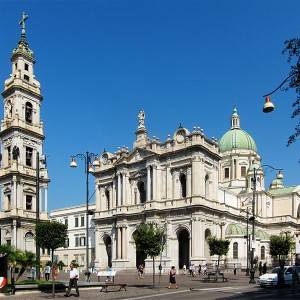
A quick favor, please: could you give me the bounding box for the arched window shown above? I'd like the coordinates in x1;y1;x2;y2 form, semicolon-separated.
105;189;110;210
180;173;186;197
138;181;146;203
233;242;238;259
205;174;209;199
25;102;33;123
261;246;265;260
25;231;34;239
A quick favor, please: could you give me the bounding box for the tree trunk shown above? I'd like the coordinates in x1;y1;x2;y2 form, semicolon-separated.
152;257;155;288
51;249;55;298
217;255;220;275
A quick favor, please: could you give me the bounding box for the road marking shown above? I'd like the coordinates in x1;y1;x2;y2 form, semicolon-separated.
122;286;250;300
121;289;191;300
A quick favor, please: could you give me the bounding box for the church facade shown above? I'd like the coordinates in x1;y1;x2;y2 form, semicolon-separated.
0;15;49;252
93;110;300;272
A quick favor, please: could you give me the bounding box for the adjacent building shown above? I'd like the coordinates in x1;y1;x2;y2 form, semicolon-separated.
49;204;96;270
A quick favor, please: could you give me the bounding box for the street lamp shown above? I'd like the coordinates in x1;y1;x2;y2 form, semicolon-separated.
248;164;283;284
70;152;100;279
262;72;297;113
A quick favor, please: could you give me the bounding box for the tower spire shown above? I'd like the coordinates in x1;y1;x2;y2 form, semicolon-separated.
231;107;240;129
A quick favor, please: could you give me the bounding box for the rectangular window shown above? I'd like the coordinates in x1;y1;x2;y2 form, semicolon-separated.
25;147;33;167
25;63;29;71
6;194;11;210
75;217;79;227
241;166;246;177
64;238;69;248
224;167;230;179
81;216;84;227
25;195;32;210
23;74;29;81
7;146;11;165
15;63;17;70
80;236;86;246
64;218;68;227
75;236;79;247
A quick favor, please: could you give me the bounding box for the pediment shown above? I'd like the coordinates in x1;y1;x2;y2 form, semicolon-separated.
115;147;156;165
23;187;35;193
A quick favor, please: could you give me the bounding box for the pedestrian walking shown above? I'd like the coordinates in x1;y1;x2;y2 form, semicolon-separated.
44;264;51;281
168;266;178;289
182;264;186;275
203;264;208;276
64;264;79;297
198;264;202;276
258;261;262;276
137;264;144;279
262;262;267;274
233;264;237;275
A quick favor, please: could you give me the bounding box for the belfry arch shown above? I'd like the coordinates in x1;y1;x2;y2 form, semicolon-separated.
177;228;190;269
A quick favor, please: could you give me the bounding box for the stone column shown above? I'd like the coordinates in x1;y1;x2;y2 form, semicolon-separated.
117;227;122;259
191;218;201;258
192;156;202;196
122;226;127;259
173;171;180;199
13;177;17;209
152;165;157;200
113;227;117;260
122;173;127;206
166;164;172;199
112;179;116;208
156;167;161;201
187;167;192;197
147;166;151;201
96;185;101;211
117;174;121;206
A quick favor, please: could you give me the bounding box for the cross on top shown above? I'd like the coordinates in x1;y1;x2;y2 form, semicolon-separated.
19;12;29;34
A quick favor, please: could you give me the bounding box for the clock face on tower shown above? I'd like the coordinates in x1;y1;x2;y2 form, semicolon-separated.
102;153;108;165
175;129;186;143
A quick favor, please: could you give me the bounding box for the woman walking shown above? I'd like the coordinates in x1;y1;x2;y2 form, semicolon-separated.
168;266;178;289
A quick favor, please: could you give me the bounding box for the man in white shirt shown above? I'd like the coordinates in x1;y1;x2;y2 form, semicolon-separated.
64;264;79;297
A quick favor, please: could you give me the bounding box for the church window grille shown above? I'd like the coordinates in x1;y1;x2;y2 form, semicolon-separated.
75;217;79;227
25;63;29;71
180;173;187;198
23;74;29;81
26;195;32;210
241;166;246;177
224;167;230;179
25;147;33;166
105;189;110;210
81;216;84;227
261;246;265;260
25;102;33;123
233;242;238;259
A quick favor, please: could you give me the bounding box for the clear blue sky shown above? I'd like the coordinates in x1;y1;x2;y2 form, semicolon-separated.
0;0;299;211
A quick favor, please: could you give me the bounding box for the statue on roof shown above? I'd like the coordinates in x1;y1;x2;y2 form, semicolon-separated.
138;109;145;128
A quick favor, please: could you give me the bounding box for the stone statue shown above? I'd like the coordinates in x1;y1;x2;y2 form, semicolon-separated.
5;101;13;118
138;110;145;128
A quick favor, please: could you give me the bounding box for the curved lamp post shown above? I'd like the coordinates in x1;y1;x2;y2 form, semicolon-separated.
70;152;100;279
248;164;283;284
262;72;297;113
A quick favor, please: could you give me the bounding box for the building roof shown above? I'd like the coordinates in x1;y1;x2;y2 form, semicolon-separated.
225;223;270;240
268;186;299;196
219;108;257;153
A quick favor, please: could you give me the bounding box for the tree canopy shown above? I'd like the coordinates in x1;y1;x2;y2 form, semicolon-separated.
269;234;294;262
133;223;165;258
282;38;300;145
35;221;68;251
208;236;230;257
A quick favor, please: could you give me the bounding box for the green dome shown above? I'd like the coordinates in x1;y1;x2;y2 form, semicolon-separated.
219;129;257;153
225;224;246;236
219;108;257;153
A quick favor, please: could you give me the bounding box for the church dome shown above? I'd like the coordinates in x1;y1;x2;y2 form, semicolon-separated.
219;108;257;153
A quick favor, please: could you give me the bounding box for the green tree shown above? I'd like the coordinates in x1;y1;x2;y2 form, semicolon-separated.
208;237;230;274
35;221;67;298
282;38;300;145
133;223;165;288
269;235;294;265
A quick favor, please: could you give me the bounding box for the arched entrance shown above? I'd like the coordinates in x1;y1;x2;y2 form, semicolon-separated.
178;228;189;269
104;236;112;267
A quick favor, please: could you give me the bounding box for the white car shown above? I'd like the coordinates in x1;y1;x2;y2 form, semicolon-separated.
258;266;300;287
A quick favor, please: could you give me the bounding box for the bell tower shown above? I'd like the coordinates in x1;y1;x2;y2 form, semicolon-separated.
0;13;50;251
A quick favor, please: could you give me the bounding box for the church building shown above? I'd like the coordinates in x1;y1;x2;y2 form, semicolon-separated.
92;109;300;271
0;14;49;252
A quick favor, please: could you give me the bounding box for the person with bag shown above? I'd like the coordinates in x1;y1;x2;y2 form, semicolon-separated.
168;266;178;289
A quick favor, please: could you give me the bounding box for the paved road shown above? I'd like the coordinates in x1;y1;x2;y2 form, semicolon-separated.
4;271;300;299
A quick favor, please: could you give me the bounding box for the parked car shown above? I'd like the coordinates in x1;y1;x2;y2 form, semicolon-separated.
258;266;300;287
